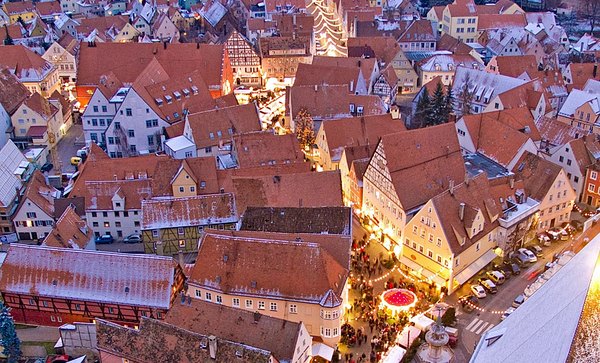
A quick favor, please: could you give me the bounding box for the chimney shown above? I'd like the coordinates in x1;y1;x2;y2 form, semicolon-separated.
314;84;318;92
449;180;455;195
163;41;167;50
253;311;261;323
594;63;598;78
459;202;465;221
509;178;515;189
350;80;354;92
208;335;217;359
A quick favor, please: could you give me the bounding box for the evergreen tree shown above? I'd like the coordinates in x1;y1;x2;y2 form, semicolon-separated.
0;302;21;363
295;109;316;151
414;88;431;128
3;25;13;46
430;81;446;125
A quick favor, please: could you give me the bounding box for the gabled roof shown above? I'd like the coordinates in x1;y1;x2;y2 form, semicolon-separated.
141;194;238;230
186;103;261;149
232;131;303;169
431;173;500;255
294;63;362;92
320;114;405;162
272;13;314;38
0;244;178;309
189;229;348;304
165;299;301;362
97;318;271;363
558;89;600;118
491;55;539;78
18;170;58;218
76;15;129;38
77;43;227;89
0;67;29;115
288;84;386;120
342;144;375;172
232;170;343;215
461;114;532;167
375;123;466;211
397;19;436;43
347;36;401;64
463;108;540;142
199;0;227;27
42;205;93;249
0;45;54;82
567;63;600;91
477;13;526;32
511;151;562;201
22;92;58;120
418;53;481;72
436;33;474;54
535;117;579;148
240;206;351;235
3;1;34;15
451;67;527;106
312;56;378;79
495;81;545;111
34;0;61;17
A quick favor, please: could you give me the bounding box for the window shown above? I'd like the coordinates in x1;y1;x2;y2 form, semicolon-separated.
574;176;580;183
115;221;121;227
92;222;99;227
129;145;137;153
42;301;49;307
567;159;572;166
179;186;184;193
232;298;240;307
245;299;253;308
152;230;159;237
476;242;480;251
128;130;135;137
428;233;434;243
125;108;132;116
147;135;155;145
589;184;595;192
216;295;222;304
102;105;107;112
436;238;442;247
26;212;37;218
413;225;418;234
205;292;212;301
93;106;98;112
290;304;297;313
178;239;185;247
270;302;277;311
437;255;442;263
559;156;564;162
75;303;81;311
427;250;433;258
592;171;598;180
455;257;460;266
195;290;201;297
258;301;265;310
108;307;114;314
177;227;184;235
190;186;195;192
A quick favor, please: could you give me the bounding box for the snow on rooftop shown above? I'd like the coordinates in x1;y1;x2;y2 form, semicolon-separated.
558;89;599;117
165;135;194;152
470;234;600;363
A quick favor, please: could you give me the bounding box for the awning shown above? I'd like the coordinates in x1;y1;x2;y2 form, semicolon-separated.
453;249;499;285
312;342;334;361
399;256;447;286
381;346;406;363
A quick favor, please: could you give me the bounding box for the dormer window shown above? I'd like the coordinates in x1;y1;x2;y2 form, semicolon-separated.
174;91;182;100
435;63;441;71
165;95;173;104
155;98;163;106
191;86;199;95
182;88;190;97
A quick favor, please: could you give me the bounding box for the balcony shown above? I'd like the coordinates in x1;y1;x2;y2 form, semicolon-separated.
499;197;539;228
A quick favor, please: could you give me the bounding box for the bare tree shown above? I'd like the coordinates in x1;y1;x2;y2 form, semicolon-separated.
579;0;600;34
457;72;475;117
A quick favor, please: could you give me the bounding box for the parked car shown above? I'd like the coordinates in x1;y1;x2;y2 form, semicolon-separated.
470;285;487;299
548;227;568;241
76;148;88;158
486;270;505;285
529;245;543;257
512;254;529;267
518;248;537;263
123;233;142;243
503;260;521;275
70;156;82;165
493;264;511;279
537;232;552;246
459;294;479;312
95;234;114;244
477;278;498;294
40;162;53;172
501;307;516;321
512;294;525;308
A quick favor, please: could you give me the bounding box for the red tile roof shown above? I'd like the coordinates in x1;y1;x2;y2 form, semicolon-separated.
375;123;467;211
232;131;304;169
0;244;179;308
0;45;54;82
77;43;227;91
186;103;261;149
477;13;526;31
18;170;57;218
188;229;348;304
0;67;29;115
512;151;562;201
42;205;93;249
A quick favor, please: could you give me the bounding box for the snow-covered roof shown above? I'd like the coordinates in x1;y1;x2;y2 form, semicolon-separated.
558;89;599;117
470;234;600;363
583;79;600;94
452;67;526;105
201;0;227;28
165;135;194;152
0;140;27;208
0;244;178;309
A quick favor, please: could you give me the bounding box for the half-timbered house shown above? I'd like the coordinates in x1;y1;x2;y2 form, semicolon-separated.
0;245;184;326
141;193;238;256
